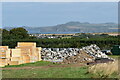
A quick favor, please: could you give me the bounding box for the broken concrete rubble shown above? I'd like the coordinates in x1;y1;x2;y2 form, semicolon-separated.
41;44;114;64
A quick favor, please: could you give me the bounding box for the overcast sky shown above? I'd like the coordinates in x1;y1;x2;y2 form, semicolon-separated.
2;2;118;27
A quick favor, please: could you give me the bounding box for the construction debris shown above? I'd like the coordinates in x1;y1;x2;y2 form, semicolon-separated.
61;50;94;64
41;48;80;62
41;44;114;64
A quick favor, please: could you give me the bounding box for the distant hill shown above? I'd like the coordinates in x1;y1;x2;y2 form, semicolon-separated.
4;21;118;34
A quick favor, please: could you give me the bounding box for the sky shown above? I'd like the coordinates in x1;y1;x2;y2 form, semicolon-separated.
2;2;118;28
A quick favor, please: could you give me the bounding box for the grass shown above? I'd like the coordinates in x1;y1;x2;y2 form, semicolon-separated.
2;61;92;78
108;55;120;59
2;66;94;78
2;55;120;78
88;60;119;78
2;62;119;78
4;61;60;68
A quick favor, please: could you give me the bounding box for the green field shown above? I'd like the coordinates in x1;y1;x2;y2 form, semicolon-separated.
2;66;91;78
2;59;119;78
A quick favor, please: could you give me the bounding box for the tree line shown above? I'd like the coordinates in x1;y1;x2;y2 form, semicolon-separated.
1;27;120;50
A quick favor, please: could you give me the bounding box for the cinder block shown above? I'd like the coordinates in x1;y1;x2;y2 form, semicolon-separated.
23;59;30;63
11;57;22;61
36;47;42;61
0;50;10;58
0;46;8;50
16;46;35;56
22;55;30;60
37;47;42;51
0;54;6;58
0;59;8;65
30;56;39;62
11;49;21;57
0;58;7;62
0;46;10;59
8;61;21;65
0;64;5;67
6;49;10;58
17;42;36;47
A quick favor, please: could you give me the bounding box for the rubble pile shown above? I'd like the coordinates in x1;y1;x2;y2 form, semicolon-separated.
41;48;80;62
41;44;113;64
61;50;94;64
82;44;108;59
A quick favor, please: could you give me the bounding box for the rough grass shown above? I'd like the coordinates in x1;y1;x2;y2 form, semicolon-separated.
108;55;120;59
2;66;93;78
2;55;120;78
88;60;119;78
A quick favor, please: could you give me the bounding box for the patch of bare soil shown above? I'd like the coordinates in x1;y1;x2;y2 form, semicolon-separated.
1;63;86;70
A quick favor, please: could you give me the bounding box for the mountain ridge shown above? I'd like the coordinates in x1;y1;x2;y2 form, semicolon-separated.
3;21;118;34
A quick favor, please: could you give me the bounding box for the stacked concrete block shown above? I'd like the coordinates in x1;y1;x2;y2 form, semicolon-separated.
16;46;32;63
11;49;21;57
36;47;42;61
9;49;23;65
0;42;42;67
22;55;30;63
16;42;41;63
0;46;10;67
0;58;8;67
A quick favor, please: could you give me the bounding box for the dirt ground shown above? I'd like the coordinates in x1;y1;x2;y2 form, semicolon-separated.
1;63;86;70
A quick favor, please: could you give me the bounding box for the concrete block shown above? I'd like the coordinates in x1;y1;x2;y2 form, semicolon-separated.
0;46;8;50
0;64;5;67
6;49;10;58
0;46;10;58
23;60;30;63
11;49;21;57
8;61;21;65
11;57;22;61
0;54;6;58
0;59;8;65
16;46;36;56
37;47;42;51
17;42;36;47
